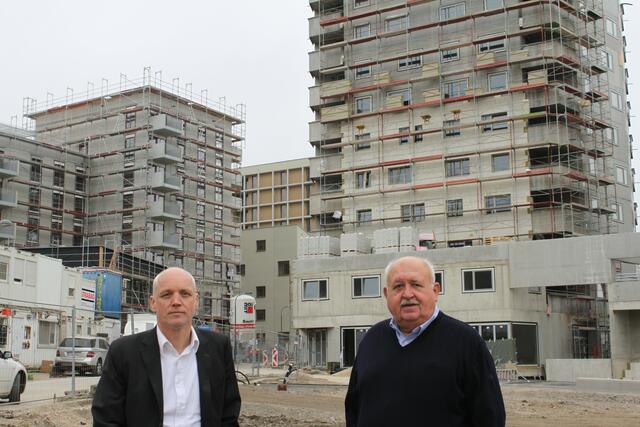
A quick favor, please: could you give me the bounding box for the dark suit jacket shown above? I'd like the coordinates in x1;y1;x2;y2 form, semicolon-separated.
92;327;241;427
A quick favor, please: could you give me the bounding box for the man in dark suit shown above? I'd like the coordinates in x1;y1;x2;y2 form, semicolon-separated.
92;267;241;427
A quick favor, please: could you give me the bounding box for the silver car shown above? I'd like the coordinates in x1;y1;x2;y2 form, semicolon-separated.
52;336;110;376
0;351;27;402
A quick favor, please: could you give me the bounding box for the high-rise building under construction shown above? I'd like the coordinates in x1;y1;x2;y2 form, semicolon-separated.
308;0;635;243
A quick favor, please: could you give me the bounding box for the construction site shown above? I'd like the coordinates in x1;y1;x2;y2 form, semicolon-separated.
0;69;245;321
308;0;632;242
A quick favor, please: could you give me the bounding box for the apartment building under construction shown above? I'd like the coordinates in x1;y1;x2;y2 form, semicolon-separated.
0;73;244;320
308;0;635;242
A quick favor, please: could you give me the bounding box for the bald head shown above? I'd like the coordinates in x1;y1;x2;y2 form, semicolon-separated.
152;267;197;296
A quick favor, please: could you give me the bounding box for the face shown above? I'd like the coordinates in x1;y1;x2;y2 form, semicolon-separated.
384;257;440;334
149;268;198;333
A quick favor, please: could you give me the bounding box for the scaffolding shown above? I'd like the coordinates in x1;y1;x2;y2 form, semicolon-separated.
309;0;618;245
11;68;245;321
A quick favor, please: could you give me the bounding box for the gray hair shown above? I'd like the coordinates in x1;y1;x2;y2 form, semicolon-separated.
152;267;197;294
383;256;436;287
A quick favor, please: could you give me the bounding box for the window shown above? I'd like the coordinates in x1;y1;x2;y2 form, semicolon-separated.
435;271;445;295
302;279;328;300
256;239;266;252
29;187;40;205
214;186;223;202
214;207;223;220
401;203;425;222
198;127;207;141
354;23;371;39
256;309;266;322
611;203;623;222
352;276;380;298
38;321;57;346
606;18;618;37
197;202;205;217
357;209;372;224
481;112;508;132
605;127;619;145
388;166;411;185
602;51;614;70
123;192;133;209
462;268;495;292
75;167;86;192
485;194;511;214
53;161;65;188
355;96;372;114
414;124;423;142
399;126;410;144
484;0;503;9
443;78;467;98
214;131;224;148
124;135;135;167
50;232;62;246
123;170;134;188
441;47;460;62
197;182;206;198
355;132;371;150
0;256;8;281
195;260;204;277
52;190;64;210
447;199;463;217
478;37;505;52
355;171;371;189
616;166;628;185
238;264;245;276
355;65;371;79
30;158;42;182
385;15;407;32
51;213;62;230
74;196;84;212
488;72;507;91
387;89;411;106
470;323;509;341
354;0;369;8
610;91;623;110
124;112;136;129
440;3;465;21
278;261;290;276
197;148;206;162
398;55;422;70
491;153;510;172
446;158;470;177
443;119;461;137
0;319;6;346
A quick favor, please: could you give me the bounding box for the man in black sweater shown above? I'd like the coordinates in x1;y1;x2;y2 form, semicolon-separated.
345;256;505;427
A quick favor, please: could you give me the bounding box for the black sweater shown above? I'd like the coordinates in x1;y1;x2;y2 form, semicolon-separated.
345;312;505;427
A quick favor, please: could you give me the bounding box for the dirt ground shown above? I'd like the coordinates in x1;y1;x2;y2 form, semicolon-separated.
0;376;638;426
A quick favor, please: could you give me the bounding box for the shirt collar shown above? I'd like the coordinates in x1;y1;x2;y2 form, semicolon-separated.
156;326;200;355
389;305;440;337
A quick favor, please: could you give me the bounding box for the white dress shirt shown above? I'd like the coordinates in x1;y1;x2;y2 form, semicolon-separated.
157;326;201;427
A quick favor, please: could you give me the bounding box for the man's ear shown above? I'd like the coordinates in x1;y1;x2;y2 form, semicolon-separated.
149;295;157;313
433;282;441;295
383;286;388;299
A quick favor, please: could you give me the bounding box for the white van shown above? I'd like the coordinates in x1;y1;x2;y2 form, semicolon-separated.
123;313;157;336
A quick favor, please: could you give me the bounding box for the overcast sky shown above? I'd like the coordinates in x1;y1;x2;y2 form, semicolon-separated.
1;0;638;203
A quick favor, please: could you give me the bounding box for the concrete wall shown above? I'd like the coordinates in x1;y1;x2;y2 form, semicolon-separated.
546;359;612;382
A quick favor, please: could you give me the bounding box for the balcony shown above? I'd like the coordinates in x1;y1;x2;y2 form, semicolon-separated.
0;158;19;178
149;139;183;164
320;80;351;97
149;170;182;193
309;86;321;109
0;222;16;241
147;230;182;250
147;198;182;220
320;104;349;123
150;114;184;137
0;190;17;209
309;121;342;145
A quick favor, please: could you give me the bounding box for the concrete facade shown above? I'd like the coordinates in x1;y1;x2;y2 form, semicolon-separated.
291;232;640;376
241;158;315;232
1;82;244;320
239;225;305;338
308;0;635;243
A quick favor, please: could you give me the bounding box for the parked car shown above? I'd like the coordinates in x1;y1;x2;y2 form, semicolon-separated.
0;350;27;402
51;336;109;376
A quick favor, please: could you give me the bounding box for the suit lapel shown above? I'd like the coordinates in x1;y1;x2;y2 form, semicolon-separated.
196;329;214;425
140;328;164;418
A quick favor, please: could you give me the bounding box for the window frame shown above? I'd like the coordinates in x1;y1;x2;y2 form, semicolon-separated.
481;112;508;132
491;153;510;172
401;203;425;223
355;170;371;189
398;55;422;71
353;23;371;40
488;71;507;91
355;65;371;79
388;165;412;185
442;78;468;98
352;275;381;299
439;2;466;21
445;158;470;177
385;14;408;32
256;239;266;252
446;199;464;217
435;270;445;295
462;267;496;293
355;96;372;114
615;165;628;185
357;209;372;224
485;194;511;214
302;278;329;301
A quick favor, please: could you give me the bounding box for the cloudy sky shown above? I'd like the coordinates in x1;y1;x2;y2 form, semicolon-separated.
1;0;638;204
